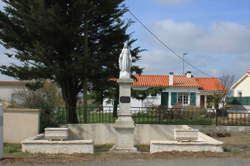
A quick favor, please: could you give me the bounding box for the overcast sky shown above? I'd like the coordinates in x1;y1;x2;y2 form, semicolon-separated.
0;0;250;80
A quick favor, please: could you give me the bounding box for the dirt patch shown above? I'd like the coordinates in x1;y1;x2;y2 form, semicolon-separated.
2;151;250;165
1;134;250;164
216;133;250;145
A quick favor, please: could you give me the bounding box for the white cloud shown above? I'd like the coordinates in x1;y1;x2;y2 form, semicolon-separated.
138;20;250;77
151;20;250;54
154;0;191;5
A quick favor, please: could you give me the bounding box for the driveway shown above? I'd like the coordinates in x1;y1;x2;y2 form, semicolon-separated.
3;158;250;166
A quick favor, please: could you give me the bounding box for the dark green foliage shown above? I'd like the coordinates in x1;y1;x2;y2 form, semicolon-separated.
132;87;165;101
0;0;142;123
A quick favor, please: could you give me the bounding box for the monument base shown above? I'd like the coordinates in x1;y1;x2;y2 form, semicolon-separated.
111;145;137;153
111;116;137;153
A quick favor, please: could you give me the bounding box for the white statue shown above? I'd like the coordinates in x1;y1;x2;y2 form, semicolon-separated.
119;43;132;79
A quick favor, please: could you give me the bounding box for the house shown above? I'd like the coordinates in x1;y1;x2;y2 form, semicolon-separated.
104;71;225;110
231;67;250;97
0;81;28;103
228;67;250;108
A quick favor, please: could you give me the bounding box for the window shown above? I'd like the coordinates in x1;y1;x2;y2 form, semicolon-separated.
207;96;213;108
177;93;189;105
238;91;243;97
11;93;25;105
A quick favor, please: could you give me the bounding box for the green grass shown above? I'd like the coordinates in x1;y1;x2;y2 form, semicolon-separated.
4;144;22;154
56;108;216;125
94;144;113;152
132;112;214;125
85;113;115;123
135;144;150;152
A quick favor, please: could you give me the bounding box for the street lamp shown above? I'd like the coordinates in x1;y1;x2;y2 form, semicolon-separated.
182;52;188;75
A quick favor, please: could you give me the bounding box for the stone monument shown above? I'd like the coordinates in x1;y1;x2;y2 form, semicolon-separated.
112;43;137;152
0;104;3;159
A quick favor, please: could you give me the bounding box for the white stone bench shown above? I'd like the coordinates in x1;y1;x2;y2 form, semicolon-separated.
174;128;199;142
45;128;69;141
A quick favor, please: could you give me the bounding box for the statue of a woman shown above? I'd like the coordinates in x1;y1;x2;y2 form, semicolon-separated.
119;43;132;79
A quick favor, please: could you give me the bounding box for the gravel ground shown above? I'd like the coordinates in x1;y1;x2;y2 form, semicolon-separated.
2;158;250;166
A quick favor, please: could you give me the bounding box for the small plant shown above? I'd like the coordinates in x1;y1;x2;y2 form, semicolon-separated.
223;146;240;154
135;144;150;152
206;132;231;138
94;144;113;152
4;144;21;154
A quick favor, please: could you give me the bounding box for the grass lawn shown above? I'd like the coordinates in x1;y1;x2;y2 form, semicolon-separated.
4;144;22;154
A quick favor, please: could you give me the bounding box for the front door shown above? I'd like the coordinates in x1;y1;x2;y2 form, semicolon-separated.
200;95;205;108
161;92;169;108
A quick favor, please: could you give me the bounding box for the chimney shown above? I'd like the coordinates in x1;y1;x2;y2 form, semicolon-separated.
169;72;174;86
186;71;192;78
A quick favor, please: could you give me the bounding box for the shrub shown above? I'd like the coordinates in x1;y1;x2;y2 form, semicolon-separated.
10;82;64;132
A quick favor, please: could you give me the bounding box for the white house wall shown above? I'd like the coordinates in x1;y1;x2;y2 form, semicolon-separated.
164;87;200;108
103;94;161;108
131;94;161;107
233;75;250;97
0;85;26;102
103;87;201;108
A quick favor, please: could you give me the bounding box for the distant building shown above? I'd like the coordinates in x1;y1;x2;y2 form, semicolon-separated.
104;72;225;110
231;67;250;97
0;81;28;103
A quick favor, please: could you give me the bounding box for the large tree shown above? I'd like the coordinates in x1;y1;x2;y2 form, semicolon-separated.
0;0;142;123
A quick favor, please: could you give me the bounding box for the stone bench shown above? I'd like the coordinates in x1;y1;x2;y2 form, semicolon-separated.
45;128;69;141
174;128;199;142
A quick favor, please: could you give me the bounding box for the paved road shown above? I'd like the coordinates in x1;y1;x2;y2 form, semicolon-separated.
3;158;250;166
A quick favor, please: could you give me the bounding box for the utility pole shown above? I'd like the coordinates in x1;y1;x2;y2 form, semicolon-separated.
182;52;188;75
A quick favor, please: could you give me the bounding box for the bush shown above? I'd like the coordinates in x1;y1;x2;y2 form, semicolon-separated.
10;82;64;132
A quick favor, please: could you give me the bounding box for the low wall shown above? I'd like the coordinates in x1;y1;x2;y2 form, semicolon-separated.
190;125;250;134
66;124;250;145
229;105;250;110
4;108;40;143
66;124;183;145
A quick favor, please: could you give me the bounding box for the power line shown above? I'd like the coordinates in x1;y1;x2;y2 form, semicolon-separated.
127;9;213;77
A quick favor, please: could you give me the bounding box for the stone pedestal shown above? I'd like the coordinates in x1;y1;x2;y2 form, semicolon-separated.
0;104;3;159
112;78;137;152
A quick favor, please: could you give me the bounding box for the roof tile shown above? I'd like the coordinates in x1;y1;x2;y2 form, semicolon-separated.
132;75;225;91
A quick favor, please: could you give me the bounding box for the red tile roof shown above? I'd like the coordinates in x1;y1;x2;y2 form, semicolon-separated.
172;75;200;87
133;75;168;87
132;75;225;91
195;78;225;91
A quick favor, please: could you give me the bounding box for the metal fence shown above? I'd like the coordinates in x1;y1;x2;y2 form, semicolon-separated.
226;97;250;105
53;106;250;126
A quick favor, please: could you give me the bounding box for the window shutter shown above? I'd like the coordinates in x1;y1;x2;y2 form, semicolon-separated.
161;92;169;107
190;93;196;105
171;92;177;105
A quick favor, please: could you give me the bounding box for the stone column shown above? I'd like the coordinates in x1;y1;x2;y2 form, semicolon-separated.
196;92;201;107
112;78;137;152
204;95;207;109
0;104;3;159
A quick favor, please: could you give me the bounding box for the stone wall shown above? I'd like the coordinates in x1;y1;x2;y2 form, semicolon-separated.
66;124;250;145
66;124;183;145
190;125;250;134
4;108;40;143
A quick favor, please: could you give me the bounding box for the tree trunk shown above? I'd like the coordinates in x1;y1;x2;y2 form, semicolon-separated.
61;81;78;124
83;22;89;123
83;79;88;123
66;99;78;123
